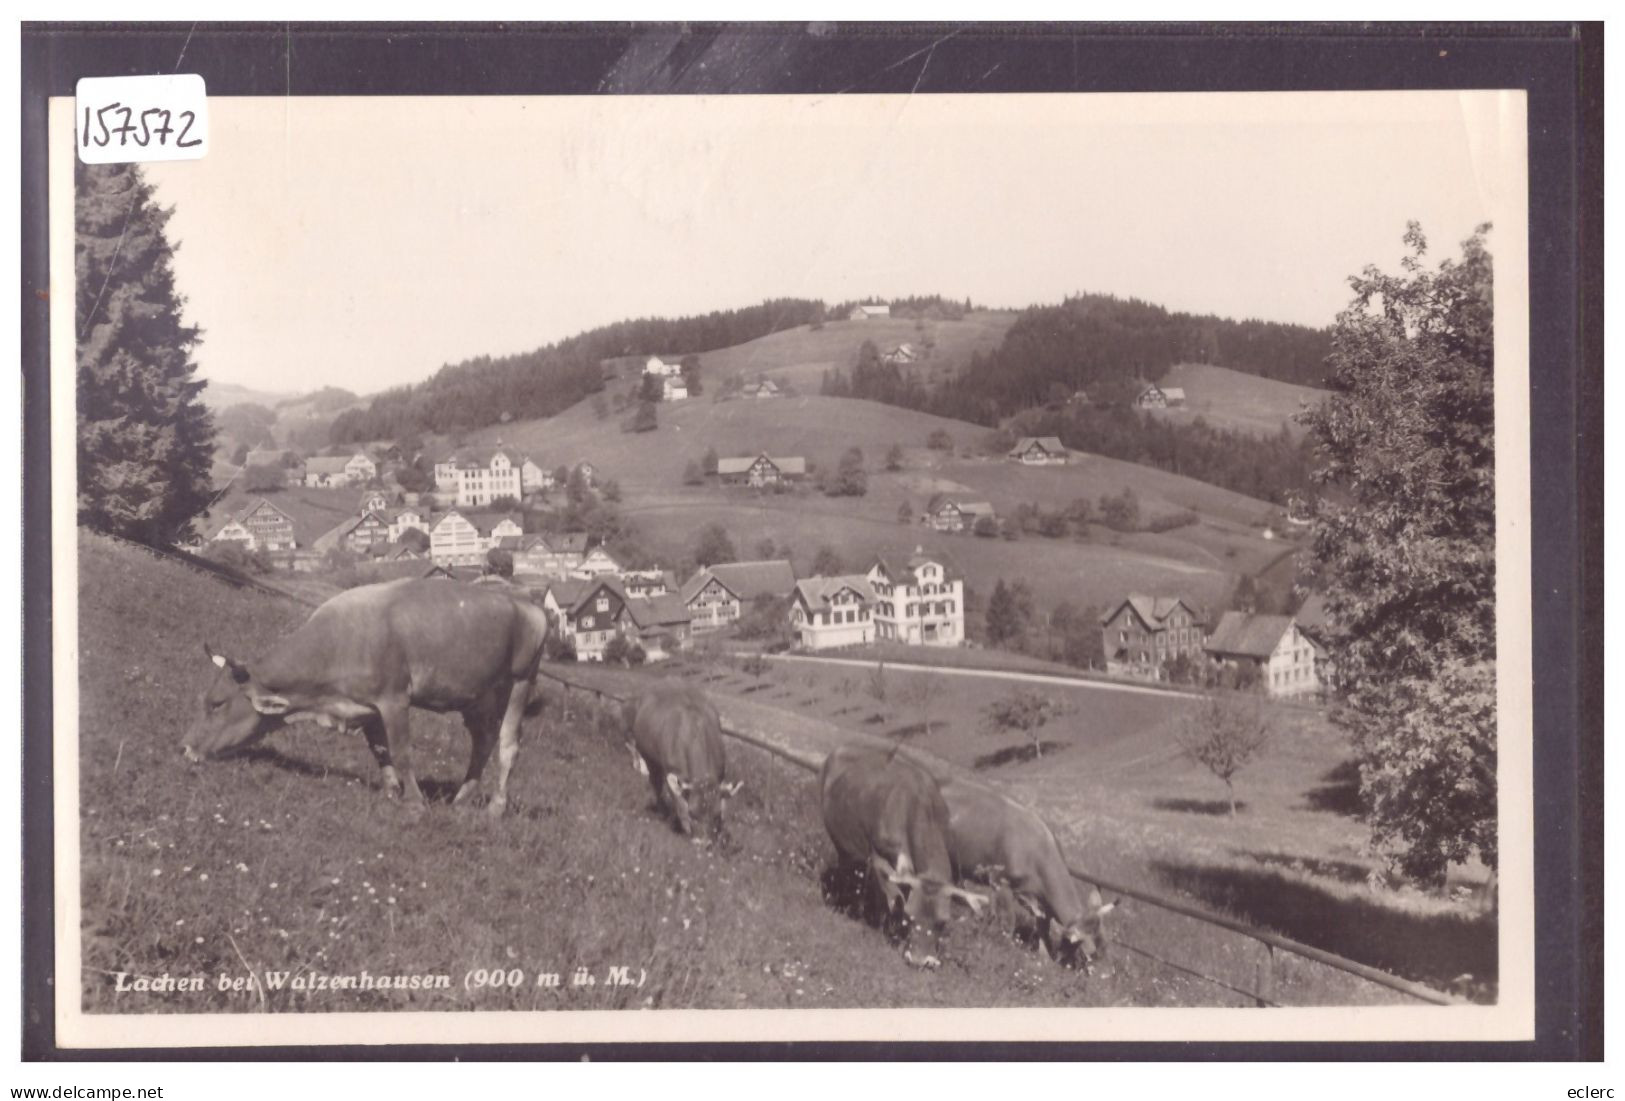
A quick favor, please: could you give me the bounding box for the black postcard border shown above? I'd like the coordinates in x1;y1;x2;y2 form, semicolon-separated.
19;20;1602;1061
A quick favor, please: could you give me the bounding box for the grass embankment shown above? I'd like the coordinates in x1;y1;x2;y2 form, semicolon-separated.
79;531;1235;1014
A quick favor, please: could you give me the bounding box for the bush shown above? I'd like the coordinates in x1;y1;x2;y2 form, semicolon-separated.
973;515;999;538
1145;509;1199;533
927;428;953;451
202;540;273;575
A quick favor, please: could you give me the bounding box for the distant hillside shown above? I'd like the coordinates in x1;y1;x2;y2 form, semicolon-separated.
198;379;299;410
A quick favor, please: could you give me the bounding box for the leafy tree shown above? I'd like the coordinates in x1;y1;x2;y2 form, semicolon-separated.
1175;697;1272;817
985;579;1023;645
485;547;514;578
985;689;1069;760
592;394;609;420
693;523;737;568
228;443;250;466
885;443;905;471
1064;497;1093;528
637;374;664;404
202;540;272;575
896;501;913;524
754;536;778;559
1231;574;1260;613
398;527;431;554
683;460;704;486
926;428;953;451
898;675;938;738
1037;509;1069;538
810;546;845;576
973;515;999;538
566;465;591;504
1302;223;1496;884
632;401;659;433
1099;488;1141;531
76;163;216;544
603;635;633;667
702;447;719;476
825;447;867;497
600;479;622;503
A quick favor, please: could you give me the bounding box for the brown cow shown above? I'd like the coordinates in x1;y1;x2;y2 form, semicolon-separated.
819;744;987;965
940;777;1118;968
624;681;740;842
184;579;552;815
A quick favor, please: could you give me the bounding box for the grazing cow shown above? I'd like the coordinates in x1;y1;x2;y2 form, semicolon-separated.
819;745;987;963
940;778;1118;968
624;681;740;842
185;579;552;816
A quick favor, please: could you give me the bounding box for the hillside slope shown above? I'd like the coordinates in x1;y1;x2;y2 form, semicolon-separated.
468;393;1291;613
76;531;1195;1013
1150;363;1328;438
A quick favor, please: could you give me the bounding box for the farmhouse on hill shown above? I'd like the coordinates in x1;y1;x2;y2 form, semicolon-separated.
927;499;997;534
738;377;782;399
681;559;798;632
1100;594;1207;680
866;548;965;647
1007;436;1068;465
643;355;683;377
848;303;891;321
313;510;393;557
717;453;807;487
208;498;298;554
1135;382;1187;409
662;376;689;402
790;575;876;651
882;342;920;364
1204;611;1322;699
304;452;375;488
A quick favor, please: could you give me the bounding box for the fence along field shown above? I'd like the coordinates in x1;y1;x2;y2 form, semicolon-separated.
76;531;1461;1012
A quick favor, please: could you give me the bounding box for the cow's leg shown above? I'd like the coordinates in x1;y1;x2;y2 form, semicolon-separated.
453;689;503;807
486;679;532;817
376;696;423;805
360;715;403;798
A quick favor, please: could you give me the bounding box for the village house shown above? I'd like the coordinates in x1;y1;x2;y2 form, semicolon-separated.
882;342;920;365
928;499;997;534
304;455;363;488
433;446;542;508
1293;593;1335;687
1100;594;1208;679
1134;383;1187;409
1204;611;1322;699
385;507;429;544
209;499;298;554
428;510;486;567
571;546;623;580
576;462;596;486
619;593;693;662
717;453;808;487
621;569;676;599
790;575;876;651
680;559;798;632
866;549;964;646
559;579;630;662
358;490;391;514
314;510;393;557
513;531;590;577
1007;436;1068;466
344;452;378;482
848;303;891;321
643;355;683;378
662;376;689;402
738;377;782;399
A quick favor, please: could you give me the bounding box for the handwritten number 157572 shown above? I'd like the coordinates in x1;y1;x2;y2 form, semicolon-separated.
81;103;202;150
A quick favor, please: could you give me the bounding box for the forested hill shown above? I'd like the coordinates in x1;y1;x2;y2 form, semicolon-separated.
929;294;1332;424
329;297;827;443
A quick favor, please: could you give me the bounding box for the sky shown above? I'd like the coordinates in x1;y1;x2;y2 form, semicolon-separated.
123;91;1520;396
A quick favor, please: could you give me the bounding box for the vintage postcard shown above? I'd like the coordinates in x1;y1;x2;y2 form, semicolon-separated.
48;87;1532;1048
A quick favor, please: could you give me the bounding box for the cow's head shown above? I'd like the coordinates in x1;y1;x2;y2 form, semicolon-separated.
666;773;743;843
888;853;989;930
1050;887;1119;970
183;644;292;760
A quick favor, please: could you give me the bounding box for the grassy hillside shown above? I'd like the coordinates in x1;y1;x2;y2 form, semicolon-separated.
606;311;1016;395
471;392;1291;614
1151;363;1328;438
198;380;301;410
79;531;1234;1013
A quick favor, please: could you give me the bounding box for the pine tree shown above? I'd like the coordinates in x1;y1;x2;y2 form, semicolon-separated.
76;162;215;544
985;579;1022;646
1302;222;1496;885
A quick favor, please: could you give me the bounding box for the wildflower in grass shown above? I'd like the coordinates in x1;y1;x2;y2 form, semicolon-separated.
198;873;208;881
235;862;249;873
150;868;161;877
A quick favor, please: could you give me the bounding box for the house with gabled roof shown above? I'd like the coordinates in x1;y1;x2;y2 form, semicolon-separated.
554;577;632;662
928;499;997;534
738;377;782;399
680;559;798;632
866;547;964;646
1100;594;1207;679
304;455;367;488
313;510;393;556
790;575;876;650
1007;436;1068;465
209;498;297;554
717;453;807;487
848;303;891;321
620;593;693;661
644;355;683;378
882;342;920;365
1134;382;1187;409
571;546;623;580
513;531;590;577
1204;611;1321;698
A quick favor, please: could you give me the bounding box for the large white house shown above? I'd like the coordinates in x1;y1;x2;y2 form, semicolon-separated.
1204;612;1322;699
434;446;548;508
867;548;964;646
429;510;485;567
643;355;683;377
790;575;876;650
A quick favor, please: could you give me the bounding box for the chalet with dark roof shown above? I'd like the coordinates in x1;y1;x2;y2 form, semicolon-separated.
1100;594;1207;679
